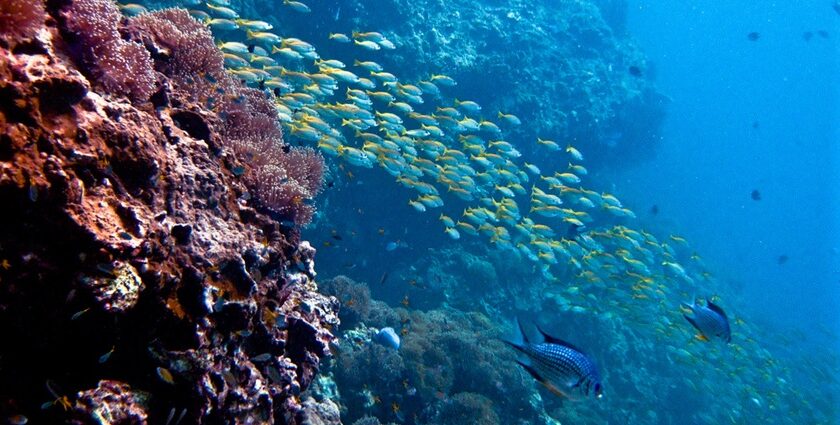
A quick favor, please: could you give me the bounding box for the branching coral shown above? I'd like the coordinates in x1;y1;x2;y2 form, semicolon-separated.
0;0;46;41
61;0;156;101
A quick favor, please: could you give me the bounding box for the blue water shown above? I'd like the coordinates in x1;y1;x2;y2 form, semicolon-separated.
616;0;840;330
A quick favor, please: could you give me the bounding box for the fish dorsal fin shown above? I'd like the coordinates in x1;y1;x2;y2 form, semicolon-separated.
683;314;700;332
517;318;530;345
535;324;584;353
705;299;728;318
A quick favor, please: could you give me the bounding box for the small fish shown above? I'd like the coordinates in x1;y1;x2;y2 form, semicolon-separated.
747;32;760;41
566;145;584;161
650;204;659;215
206;3;238;19
156;367;176;385
235;19;273;31
206;18;239;31
6;415;28;425
218;41;250;54
251;353;272;362
628;65;642;77
751;189;761;201
188;10;211;22
246;30;282;45
98;346;115;363
71;308;90;320
505;320;603;400
354;40;381;51
537;138;561;151
444;227;460;240
498;112;521;126
682;298;731;343
385;240;407;251
329;33;351;43
777;255;789;265
283;0;311;13
430;74;456;87
118;3;147;16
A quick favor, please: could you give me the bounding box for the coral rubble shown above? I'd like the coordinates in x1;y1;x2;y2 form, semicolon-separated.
0;1;335;423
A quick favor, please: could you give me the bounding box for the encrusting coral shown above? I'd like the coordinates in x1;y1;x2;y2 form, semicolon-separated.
0;0;335;423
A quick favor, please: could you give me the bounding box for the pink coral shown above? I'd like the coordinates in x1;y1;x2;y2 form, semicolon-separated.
61;0;156;101
0;0;46;40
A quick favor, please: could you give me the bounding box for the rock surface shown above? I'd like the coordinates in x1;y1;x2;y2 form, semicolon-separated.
0;2;336;424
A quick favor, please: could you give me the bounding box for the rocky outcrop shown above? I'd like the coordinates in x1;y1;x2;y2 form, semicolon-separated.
0;1;335;423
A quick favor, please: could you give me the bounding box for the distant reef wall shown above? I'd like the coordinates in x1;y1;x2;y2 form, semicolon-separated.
257;0;667;165
0;1;336;424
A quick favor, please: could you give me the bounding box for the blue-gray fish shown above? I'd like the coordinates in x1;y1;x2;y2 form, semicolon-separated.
505;320;603;400
682;298;731;343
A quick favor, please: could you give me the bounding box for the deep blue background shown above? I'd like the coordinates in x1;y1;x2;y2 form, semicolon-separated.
610;1;839;334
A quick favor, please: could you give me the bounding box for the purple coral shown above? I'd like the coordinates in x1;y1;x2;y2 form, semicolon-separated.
61;0;156;101
0;0;46;40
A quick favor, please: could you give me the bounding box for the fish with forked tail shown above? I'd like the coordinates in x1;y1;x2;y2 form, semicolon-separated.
504;319;603;400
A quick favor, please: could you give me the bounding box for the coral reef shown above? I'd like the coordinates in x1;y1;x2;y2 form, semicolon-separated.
0;1;334;423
